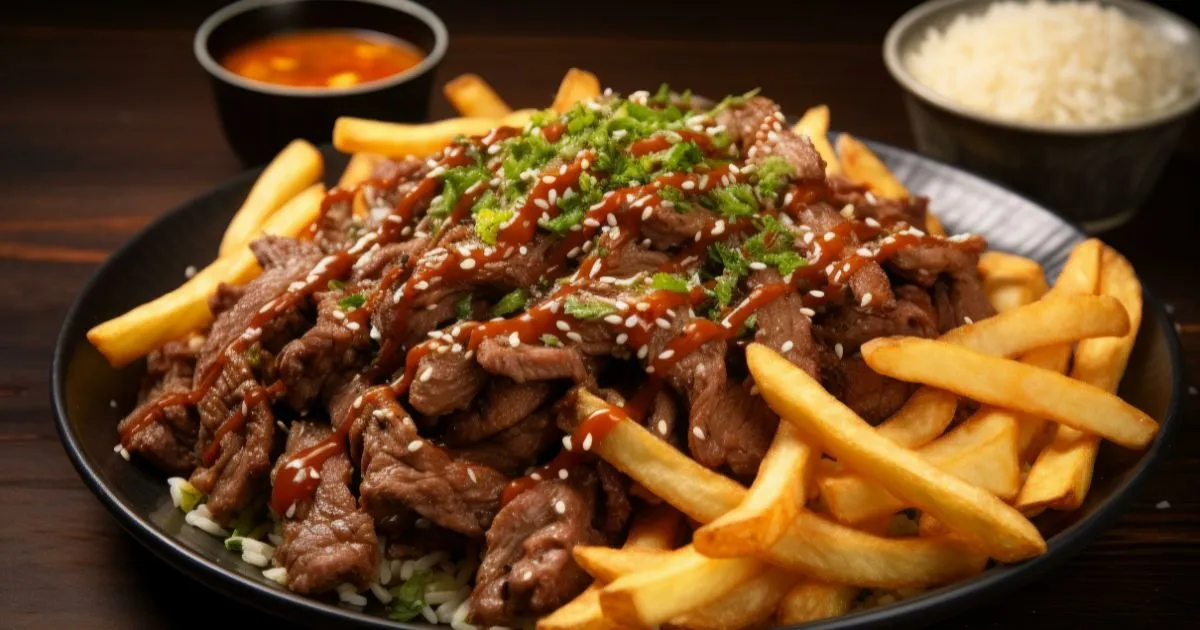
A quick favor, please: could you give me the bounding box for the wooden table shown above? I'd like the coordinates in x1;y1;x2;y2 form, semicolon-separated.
2;1;1197;627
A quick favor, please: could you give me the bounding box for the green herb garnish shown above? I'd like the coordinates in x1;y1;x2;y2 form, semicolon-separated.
540;334;563;347
651;272;690;294
755;156;796;199
564;295;617;320
338;293;366;310
492;289;528;317
455;293;473;321
707;183;759;218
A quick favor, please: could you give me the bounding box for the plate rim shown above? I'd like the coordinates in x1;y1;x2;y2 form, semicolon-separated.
50;140;1185;630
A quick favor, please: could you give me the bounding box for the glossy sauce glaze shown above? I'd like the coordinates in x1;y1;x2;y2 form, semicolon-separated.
220;30;425;89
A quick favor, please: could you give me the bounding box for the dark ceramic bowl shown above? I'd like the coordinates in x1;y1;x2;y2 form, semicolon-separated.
53;142;1183;628
884;0;1200;232
195;0;448;165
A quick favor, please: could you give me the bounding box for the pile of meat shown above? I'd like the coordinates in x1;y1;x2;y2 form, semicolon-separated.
117;95;994;626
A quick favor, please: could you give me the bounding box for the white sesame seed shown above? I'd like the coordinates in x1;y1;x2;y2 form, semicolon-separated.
582;433;594;451
606;213;618;227
656;420;669;435
783;192;794;206
681;180;696;190
508;332;521;348
641;207;653;221
645;366;656;374
843;262;852;273
582;158;591;169
865;217;882;228
711;220;726;236
835;343;844;359
861;293;873;307
557;468;569;480
824;231;836;242
332;310;346;320
566;331;584;343
555;320;572;333
567;247;581;258
692;427;706;440
637;346;649;359
346;322;361;331
562;435;573;450
534;198;550;210
781;340;795;353
964;316;974;325
554;500;566;514
419;367;433;382
803;232;815;244
531;472;542;481
459;258;477;270
542;175;556;184
800;307;816;317
856;247;873;257
749;262;767;271
615;333;629;345
407;440;423;452
655;318;671;330
468;468;477;483
809;290;826;298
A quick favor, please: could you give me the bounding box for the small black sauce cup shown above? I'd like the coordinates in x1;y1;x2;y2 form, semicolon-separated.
194;0;448;165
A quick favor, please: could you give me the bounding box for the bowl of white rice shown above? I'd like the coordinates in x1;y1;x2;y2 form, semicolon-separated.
885;0;1200;231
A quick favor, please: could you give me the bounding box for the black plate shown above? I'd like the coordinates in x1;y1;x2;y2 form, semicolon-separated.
52;144;1183;629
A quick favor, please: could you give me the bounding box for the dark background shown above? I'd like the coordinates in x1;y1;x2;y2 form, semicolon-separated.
1;1;1198;628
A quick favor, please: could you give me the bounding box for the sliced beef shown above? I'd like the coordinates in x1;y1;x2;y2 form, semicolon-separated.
794;204;895;308
273;421;379;594
119;340;198;474
314;195;355;254
642;203;712;249
443;380;552;446
359;389;507;538
838;356;914;424
401;288;465;349
749;270;819;378
187;350;276;523
887;238;987;287
814;295;938;354
408;335;489;417
716;96;825;181
350;234;429;283
196;236;323;379
455;409;560;476
688;380;778;478
208;284;246;318
595;461;632;538
276;287;372;411
934;269;997;332
604;240;670;276
469;468;607;626
476;338;589;383
646;389;680;444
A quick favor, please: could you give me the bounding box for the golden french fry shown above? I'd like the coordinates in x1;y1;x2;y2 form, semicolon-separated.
777;581;860;625
218;139;322;257
861;337;1157;449
338;152;381;190
668;568;797;630
875;386;958;449
537;588;609;630
978;251;1049;312
88;184;326;367
820;407;1021;524
792;105;841;176
576;390;988;587
574;546;675;583
333;110;536;158
625;502;684;550
749;344;1045;562
598;546;762;627
836;133;908;199
693;422;814;557
918;513;950;538
1052;238;1103;296
939;294;1129;358
552;68;601;113
925;212;946;236
1018;246;1143;511
444;73;512;118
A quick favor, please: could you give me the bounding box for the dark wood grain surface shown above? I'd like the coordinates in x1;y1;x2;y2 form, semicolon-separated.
2;1;1197;628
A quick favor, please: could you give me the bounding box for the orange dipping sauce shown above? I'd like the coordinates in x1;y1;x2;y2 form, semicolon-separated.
220;30;424;89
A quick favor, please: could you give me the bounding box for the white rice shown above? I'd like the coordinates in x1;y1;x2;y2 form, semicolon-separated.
337;583;368;607
184;504;229;537
905;0;1199;125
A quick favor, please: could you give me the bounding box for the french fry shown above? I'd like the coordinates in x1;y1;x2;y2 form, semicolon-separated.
820;407;1021;524
977;252;1049;312
925;211;946;236
861;337;1157;449
836;133;908;200
693;422;814;557
552;68;602;113
669;568;797;630
748;344;1045;562
939;294;1129;358
875;386;958;449
598;546;762;627
538;588;609;630
218;139;322;257
87;184;326;366
576;390;988;587
777;582;860;625
574;546;676;583
444;73;513;118
1018;247;1143;511
333;110;536;158
337;152;381;190
792;105;841;176
625;502;684;550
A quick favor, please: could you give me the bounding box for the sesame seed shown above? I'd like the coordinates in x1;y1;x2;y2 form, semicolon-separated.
835;343;844;359
534;198;550;210
567;247;581;258
658;349;675;361
548;189;558;206
843;263;852;273
346;322;361;331
865;217;882;228
824;231;836;242
542;175;556;184
809;290;826;298
841;204;855;218
582;158;591;169
783;192;794;206
286;504;296;518
694;231;703;242
781;340;794;353
655;318;671;330
582;433;594;451
803;232;815;244
419;367;433;383
800;307;816;317
554;500;566;514
711;220;726;236
681;180;696;190
558;469;569;480
861;293;873;307
692;427;706;440
468;468;477;483
509;332;521;347
856;247;873;257
332;310;346;320
531;472;542;481
624;314;639;328
637;346;649;359
567;331;584;343
641;207;653;221
616;333;629;344
460;258;477;270
603;314;624;325
749;262;768;271
562;435;573;450
407;440;423;452
606;213;618;227
645;366;656;374
657;420;668;435
964;316;974;324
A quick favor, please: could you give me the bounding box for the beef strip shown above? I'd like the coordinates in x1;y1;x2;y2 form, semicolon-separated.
276;287;373;411
642;203;714;249
646;389;680;444
795;204;896;308
209;284;246;318
469;467;608;626
314;195;355;254
604;240;670;276
443;379;552;446
476;338;590;383
408;328;489;417
716;96;825;181
273;421;379;594
749;269;819;378
838;356;913;424
350;235;430;283
887;239;987;288
119;340;199;474
455;409;560;476
814;292;939;354
934;269;997;332
358;390;507;538
187;349;276;523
